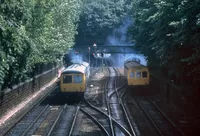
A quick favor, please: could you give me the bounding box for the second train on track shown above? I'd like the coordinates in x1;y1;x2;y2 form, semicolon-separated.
124;58;149;87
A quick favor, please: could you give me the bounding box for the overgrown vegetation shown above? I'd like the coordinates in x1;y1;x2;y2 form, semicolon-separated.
75;0;133;45
0;0;82;89
129;0;200;90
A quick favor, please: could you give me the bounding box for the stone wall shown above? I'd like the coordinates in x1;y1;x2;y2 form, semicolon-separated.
0;67;58;117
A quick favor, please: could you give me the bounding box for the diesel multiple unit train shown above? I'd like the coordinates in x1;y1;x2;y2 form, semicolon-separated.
60;60;90;96
124;58;150;87
59;56;150;96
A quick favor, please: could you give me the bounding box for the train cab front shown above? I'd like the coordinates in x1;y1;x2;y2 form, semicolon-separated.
60;74;85;100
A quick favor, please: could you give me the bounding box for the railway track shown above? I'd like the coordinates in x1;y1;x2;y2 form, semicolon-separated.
3;65;111;136
83;64;135;136
2;61;188;136
82;94;132;136
85;64;186;136
5;104;82;136
0;84;58;136
83;66;132;136
107;67;136;136
134;97;185;136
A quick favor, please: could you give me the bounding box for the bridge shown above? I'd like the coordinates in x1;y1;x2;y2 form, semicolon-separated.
94;45;136;54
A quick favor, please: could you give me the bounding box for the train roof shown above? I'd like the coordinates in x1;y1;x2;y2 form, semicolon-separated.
62;63;88;74
124;60;147;69
124;57;141;64
71;60;89;67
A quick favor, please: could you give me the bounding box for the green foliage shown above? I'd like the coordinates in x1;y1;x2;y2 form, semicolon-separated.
130;0;200;85
76;0;133;45
0;0;81;89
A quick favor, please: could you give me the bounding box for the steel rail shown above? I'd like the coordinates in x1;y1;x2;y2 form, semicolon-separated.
135;97;164;136
84;97;132;135
107;67;132;136
108;68;124;97
120;91;137;136
113;67;137;136
47;104;67;136
2;85;58;136
108;83;126;98
105;67;115;136
148;99;185;136
80;107;110;136
21;105;49;136
68;106;80;136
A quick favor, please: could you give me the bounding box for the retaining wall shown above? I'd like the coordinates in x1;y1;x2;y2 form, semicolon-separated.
0;67;58;117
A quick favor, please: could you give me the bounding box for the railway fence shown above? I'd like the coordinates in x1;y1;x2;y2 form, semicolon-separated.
0;66;59;118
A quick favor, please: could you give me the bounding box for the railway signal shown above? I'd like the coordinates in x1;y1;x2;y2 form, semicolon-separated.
88;46;90;66
93;43;97;47
93;43;97;67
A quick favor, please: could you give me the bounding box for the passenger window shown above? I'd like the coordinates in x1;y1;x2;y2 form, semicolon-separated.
136;72;141;78
142;71;148;78
63;75;72;83
74;75;83;83
130;72;134;78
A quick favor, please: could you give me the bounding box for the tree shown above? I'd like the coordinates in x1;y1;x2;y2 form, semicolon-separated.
76;0;133;45
129;0;200;86
0;0;82;89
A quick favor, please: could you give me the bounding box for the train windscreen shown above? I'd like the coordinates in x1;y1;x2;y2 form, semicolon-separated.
136;72;141;78
63;75;72;83
130;72;135;78
74;75;83;83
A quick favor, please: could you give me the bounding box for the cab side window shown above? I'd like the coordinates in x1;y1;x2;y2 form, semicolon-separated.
142;71;148;78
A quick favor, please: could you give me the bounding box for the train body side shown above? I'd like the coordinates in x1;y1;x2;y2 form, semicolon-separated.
124;60;149;86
